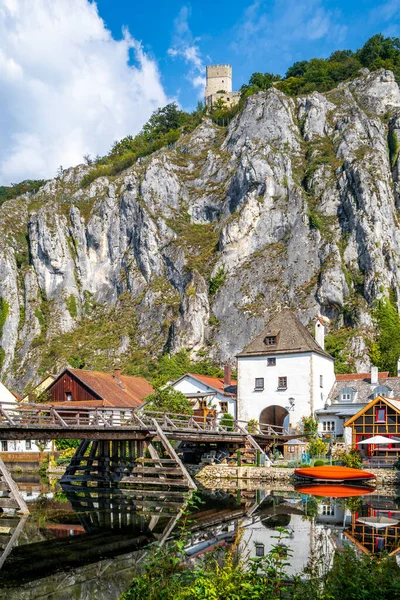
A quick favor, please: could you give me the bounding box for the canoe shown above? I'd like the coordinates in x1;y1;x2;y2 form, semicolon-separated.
294;466;376;482
295;484;376;498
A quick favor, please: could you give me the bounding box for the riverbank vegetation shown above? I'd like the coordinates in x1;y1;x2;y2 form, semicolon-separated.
121;525;400;600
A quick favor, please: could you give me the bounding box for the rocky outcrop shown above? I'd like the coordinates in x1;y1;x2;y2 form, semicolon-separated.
1;69;400;391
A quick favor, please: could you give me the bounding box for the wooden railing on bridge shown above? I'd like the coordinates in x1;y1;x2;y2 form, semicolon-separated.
0;403;293;438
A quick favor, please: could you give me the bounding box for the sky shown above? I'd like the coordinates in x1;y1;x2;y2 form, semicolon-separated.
0;0;400;185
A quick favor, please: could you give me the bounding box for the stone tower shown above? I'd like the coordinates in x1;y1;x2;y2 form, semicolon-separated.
204;64;240;109
205;64;232;97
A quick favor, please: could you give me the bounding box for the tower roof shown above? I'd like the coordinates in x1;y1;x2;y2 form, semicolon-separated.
237;310;333;359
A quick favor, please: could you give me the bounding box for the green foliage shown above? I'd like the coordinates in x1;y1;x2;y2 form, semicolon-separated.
313;459;325;467
301;415;318;436
65;294;78;319
55;439;80;451
325;328;354;374
342;449;363;469
389;128;399;169
246;418;259;434
208;267;226;295
370;296;400;375
244;34;400;99
307;437;328;457
0;179;46;207
150;349;223;388
219;413;234;431
144;388;193;415
0;296;9;336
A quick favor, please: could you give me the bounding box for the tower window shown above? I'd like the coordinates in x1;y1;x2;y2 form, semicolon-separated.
320;375;323;388
278;377;287;389
255;543;265;557
255;378;264;390
65;391;72;402
267;357;276;366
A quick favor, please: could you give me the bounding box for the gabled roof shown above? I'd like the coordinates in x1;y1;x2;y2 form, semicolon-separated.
172;373;237;397
329;374;400;406
344;396;400;427
49;369;154;408
237;310;333;359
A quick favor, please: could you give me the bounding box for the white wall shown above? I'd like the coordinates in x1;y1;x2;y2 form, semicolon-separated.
172;375;236;418
238;352;334;429
0;439;52;452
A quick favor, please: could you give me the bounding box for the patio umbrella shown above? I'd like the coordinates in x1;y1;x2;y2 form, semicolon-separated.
357;435;400;444
357;516;399;528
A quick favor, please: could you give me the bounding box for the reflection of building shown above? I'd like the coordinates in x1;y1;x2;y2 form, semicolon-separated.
315;367;400;446
343;494;400;555
237;311;335;430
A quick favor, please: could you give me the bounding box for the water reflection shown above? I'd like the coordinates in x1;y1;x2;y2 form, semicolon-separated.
0;475;399;598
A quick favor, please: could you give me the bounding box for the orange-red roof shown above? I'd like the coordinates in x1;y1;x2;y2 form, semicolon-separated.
51;369;154;409
336;372;389;381
188;373;237;395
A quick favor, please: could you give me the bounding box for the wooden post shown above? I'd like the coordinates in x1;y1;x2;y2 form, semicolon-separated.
0;457;29;514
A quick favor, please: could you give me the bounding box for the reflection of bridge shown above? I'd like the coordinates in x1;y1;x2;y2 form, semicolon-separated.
0;403;302;502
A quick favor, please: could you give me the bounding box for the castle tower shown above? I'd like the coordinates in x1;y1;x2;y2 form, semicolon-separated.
204;64;240;110
205;64;232;98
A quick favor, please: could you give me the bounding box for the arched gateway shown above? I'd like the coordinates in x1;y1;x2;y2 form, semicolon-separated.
259;405;289;431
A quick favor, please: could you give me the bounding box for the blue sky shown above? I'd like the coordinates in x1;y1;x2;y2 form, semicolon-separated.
1;0;400;184
96;0;400;110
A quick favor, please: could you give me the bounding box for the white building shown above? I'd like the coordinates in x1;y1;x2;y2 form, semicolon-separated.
237;310;335;431
0;380;51;453
170;370;237;418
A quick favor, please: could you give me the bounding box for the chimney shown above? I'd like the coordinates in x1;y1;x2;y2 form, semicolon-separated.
315;317;325;350
114;368;121;380
371;366;378;386
224;365;231;387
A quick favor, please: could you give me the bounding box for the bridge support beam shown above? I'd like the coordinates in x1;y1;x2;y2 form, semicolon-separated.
0;457;29;514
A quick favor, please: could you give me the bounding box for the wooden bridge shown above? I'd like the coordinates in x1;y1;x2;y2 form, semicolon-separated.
0;402;302;512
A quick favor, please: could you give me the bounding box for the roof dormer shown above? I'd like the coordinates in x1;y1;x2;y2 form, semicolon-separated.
339;386;357;403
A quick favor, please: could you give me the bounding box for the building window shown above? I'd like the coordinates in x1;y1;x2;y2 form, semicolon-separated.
375;407;386;423
220;401;228;413
322;503;335;516
267;357;276;366
65;391;72;402
26;440;32;450
255;378;264;390
323;421;335;432
320;375;323;388
278;377;287;389
255;543;265;557
199;399;207;409
1;441;8;451
266;336;277;345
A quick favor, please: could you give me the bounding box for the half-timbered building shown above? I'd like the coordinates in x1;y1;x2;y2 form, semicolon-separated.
344;396;400;461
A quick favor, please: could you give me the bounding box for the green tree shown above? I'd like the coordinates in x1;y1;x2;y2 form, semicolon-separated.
370;296;400;375
144;388;193;415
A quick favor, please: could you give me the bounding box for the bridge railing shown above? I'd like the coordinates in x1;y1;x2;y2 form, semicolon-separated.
0;402;295;437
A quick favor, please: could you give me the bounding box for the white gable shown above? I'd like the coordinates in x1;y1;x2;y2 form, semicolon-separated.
0;381;17;404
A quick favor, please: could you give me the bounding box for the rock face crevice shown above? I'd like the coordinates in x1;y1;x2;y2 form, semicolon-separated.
1;69;400;391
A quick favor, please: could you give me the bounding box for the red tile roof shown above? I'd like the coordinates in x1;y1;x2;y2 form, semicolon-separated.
336;372;389;381
188;373;237;395
52;369;154;409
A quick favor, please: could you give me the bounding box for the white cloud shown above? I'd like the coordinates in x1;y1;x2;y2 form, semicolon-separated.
0;0;168;184
167;6;206;94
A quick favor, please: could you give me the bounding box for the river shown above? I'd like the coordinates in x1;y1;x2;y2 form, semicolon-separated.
0;474;399;599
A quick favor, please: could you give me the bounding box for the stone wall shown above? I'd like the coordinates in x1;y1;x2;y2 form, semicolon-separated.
196;464;400;485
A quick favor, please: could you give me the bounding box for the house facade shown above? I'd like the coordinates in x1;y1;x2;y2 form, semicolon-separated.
170;368;237;418
237;311;335;431
344;395;400;459
45;368;154;410
315;367;400;446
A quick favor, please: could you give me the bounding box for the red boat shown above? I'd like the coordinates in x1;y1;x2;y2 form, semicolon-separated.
295;484;376;498
294;465;376;482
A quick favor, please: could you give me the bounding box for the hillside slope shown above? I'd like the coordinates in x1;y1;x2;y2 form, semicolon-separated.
1;68;400;391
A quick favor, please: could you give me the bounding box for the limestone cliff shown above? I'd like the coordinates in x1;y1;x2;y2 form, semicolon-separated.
1;69;400;391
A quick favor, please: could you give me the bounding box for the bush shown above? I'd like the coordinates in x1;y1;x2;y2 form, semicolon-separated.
307;437;328;457
220;413;234;431
314;459;325;466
